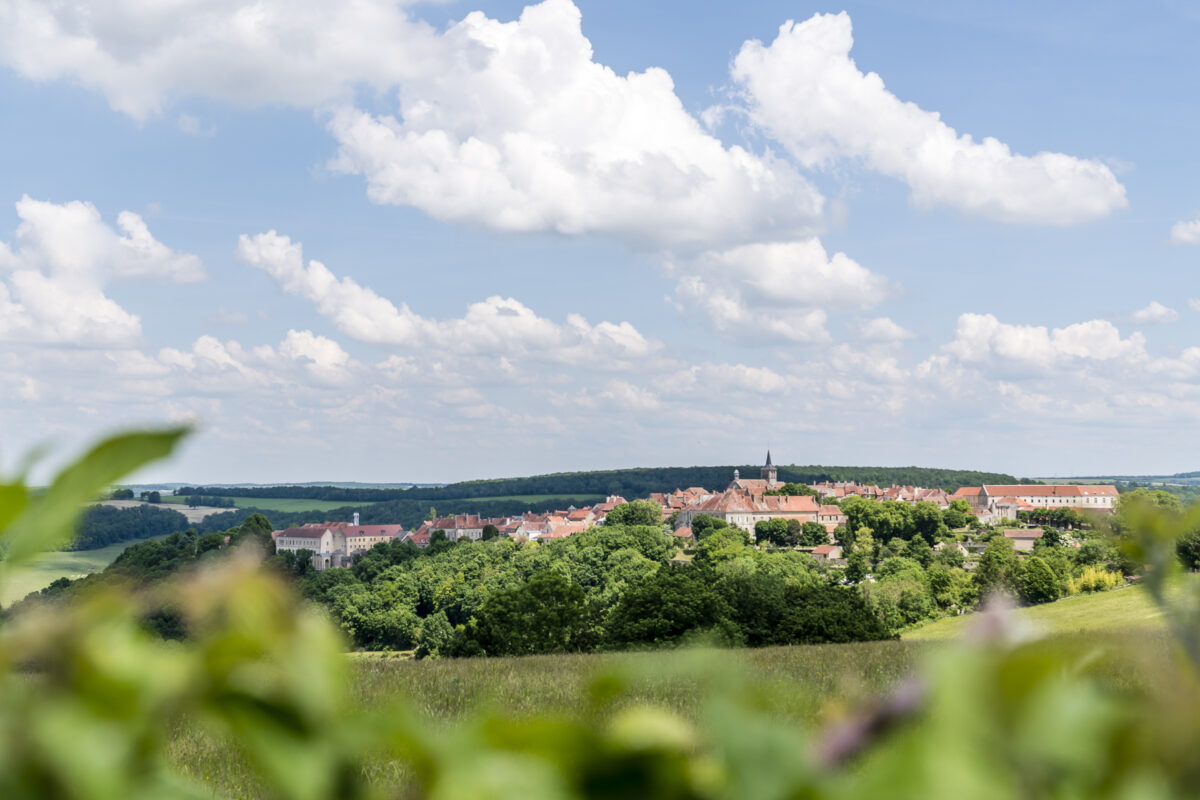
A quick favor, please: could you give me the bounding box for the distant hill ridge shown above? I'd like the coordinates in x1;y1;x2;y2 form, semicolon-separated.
177;464;1021;504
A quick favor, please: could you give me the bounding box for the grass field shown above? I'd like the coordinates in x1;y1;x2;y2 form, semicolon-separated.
170;623;1183;798
0;537;166;606
160;496;380;513
904;584;1166;640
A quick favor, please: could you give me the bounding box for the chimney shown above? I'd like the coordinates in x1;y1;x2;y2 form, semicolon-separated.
353;512;360;526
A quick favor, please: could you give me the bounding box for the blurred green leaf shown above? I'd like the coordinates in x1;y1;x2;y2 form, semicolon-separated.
0;427;188;573
0;484;29;536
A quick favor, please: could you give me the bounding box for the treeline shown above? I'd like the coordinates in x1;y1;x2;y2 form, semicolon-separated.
178;464;1020;505
183;495;236;508
72;504;190;550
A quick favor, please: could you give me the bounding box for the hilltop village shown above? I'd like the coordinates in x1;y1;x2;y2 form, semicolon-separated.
272;454;1118;571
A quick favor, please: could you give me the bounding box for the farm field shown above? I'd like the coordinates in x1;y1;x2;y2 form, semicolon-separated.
1;536;168;606
904;585;1166;640
161;496;380;513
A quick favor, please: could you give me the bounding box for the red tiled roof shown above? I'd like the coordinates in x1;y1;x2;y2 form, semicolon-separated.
673;527;694;538
273;525;331;539
1003;529;1044;539
984;484;1117;497
952;487;982;498
538;521;591;540
343;525;405;538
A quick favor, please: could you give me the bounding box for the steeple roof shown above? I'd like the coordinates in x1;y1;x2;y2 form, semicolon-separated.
765;450;773;467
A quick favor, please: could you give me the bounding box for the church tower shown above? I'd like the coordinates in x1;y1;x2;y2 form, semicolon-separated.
761;451;777;486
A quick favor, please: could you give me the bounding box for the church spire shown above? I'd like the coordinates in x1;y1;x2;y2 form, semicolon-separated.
761;451;777;485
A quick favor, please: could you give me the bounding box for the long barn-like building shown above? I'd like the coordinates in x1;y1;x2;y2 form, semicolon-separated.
952;483;1118;521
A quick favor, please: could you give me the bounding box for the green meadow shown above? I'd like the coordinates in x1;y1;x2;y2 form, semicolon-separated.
160;496;380;513
170;620;1179;799
0;537;163;606
904;585;1166;641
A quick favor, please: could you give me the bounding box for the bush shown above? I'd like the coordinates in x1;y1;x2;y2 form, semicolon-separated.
1068;566;1123;594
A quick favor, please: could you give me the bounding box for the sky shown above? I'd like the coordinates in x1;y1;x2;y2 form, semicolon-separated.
2;0;1199;484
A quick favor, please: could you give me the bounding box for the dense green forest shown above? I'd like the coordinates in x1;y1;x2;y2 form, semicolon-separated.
177;463;1021;504
71;504;190;550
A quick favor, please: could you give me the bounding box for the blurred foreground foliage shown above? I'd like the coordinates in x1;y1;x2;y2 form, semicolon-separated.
1;431;1199;799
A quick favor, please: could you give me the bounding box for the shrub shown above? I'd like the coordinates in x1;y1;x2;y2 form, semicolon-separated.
1068;565;1124;594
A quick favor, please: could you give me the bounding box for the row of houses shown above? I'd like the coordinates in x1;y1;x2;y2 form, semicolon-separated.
810;481;952;506
272;455;1119;571
273;498;631;570
951;484;1118;523
411;495;629;543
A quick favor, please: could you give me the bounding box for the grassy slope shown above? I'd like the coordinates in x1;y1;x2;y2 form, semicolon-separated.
1;537;162;606
904;585;1165;641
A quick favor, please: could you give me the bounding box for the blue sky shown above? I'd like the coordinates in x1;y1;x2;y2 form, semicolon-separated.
1;0;1199;484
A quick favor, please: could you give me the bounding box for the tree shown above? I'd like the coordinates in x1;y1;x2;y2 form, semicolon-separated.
974;537;1018;601
944;500;971;529
754;518;788;546
694;527;751;567
230;513;275;555
1038;526;1063;548
763;482;818;497
1178;529;1200;571
774;583;893;644
1018;556;1060;605
903;536;934;568
911;502;943;541
415;611;454;659
481;524;499;541
800;521;828;547
465;570;596;656
607;567;735;648
844;550;869;584
140;490;161;503
605;500;663;527
690;514;727;541
111;488;134;500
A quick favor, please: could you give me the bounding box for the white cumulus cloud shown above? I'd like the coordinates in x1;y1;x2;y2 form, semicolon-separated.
1170;216;1200;245
668;238;886;343
859;316;915;343
1130;301;1179;325
237;230;654;363
327;0;822;252
729;12;1127;225
0;0;442;119
941;313;1145;369
0;195;204;346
